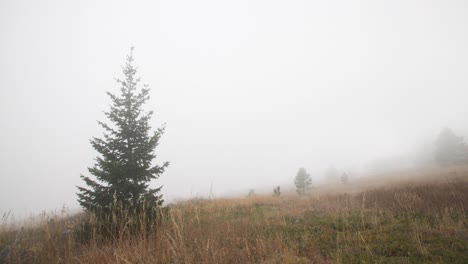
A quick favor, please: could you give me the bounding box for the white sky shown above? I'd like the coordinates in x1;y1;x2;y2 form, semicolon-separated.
0;0;467;217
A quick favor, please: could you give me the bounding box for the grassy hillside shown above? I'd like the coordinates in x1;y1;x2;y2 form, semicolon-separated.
1;167;467;263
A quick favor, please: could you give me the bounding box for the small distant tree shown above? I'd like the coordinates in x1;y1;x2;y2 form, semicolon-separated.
273;186;281;197
294;168;312;195
340;172;349;185
434;128;468;166
247;189;255;197
77;47;169;218
325;165;339;183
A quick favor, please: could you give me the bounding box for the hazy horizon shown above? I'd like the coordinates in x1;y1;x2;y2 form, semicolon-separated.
1;0;467;218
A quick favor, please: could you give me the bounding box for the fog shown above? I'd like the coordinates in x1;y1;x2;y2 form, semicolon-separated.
1;0;467;218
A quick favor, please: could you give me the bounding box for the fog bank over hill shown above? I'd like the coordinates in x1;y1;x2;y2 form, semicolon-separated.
0;0;467;218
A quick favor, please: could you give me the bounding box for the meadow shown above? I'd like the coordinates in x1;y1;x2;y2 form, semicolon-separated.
1;167;467;263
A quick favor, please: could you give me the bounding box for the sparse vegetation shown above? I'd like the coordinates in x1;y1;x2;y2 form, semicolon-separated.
3;167;466;263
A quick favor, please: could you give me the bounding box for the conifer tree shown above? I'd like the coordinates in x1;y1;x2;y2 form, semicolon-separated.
435;128;468;166
77;47;168;215
340;172;349;185
294;168;312;195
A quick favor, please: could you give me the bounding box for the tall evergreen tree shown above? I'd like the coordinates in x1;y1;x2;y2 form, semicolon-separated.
294;167;312;195
77;47;168;215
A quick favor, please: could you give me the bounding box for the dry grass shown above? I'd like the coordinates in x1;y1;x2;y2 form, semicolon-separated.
1;167;467;263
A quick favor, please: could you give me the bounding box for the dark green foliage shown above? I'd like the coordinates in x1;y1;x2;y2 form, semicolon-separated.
434;128;468;166
77;47;168;217
294;168;312;195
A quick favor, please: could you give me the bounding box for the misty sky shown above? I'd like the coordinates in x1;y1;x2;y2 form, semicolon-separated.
1;0;467;218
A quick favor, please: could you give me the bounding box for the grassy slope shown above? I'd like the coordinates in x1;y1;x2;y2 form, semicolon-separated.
1;167;467;263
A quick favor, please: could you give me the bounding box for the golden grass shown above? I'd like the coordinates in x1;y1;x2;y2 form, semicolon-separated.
1;166;467;263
